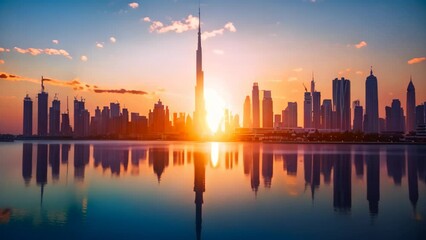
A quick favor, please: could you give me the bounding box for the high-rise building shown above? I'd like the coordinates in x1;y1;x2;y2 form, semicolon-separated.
49;96;60;136
23;94;33;136
311;75;321;129
304;92;312;128
252;83;260;128
353;100;363;132
282;102;297;128
73;98;86;137
321;99;332;129
194;7;207;135
60;97;72;136
274;114;281;129
243;96;251;128
152;99;166;133
37;77;48;136
110;102;120;118
406;76;416;133
365;68;379;133
386;99;405;132
415;105;425;130
332;77;351;131
262;90;273;128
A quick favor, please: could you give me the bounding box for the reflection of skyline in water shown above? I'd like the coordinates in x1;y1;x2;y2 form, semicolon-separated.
4;142;425;239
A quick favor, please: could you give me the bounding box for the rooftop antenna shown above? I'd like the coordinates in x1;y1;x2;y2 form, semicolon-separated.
303;83;308;93
67;96;69;114
41;76;45;92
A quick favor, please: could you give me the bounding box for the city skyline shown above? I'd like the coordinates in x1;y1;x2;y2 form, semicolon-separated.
1;0;426;134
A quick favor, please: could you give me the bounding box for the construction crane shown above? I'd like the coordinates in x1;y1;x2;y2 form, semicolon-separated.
303;83;308;92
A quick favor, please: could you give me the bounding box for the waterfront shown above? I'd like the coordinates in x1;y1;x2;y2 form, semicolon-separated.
0;141;425;239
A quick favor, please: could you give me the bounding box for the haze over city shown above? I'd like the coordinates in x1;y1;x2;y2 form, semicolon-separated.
1;0;426;134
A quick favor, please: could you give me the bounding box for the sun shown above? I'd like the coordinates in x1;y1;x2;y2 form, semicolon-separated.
205;88;226;133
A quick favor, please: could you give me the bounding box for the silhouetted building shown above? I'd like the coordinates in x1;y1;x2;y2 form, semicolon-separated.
332;77;351;131
23;94;33;136
22;143;32;185
38;78;48;136
321;99;332;129
74;98;86;137
415;105;425;129
353;100;363;132
243;96;251;128
304;92;312;128
49;97;60;136
194;7;207;136
311;77;321;129
366;153;380;216
283;150;297;176
150;99;166;134
262;90;273;128
406;77;416;133
365;68;379;133
252;83;260;128
386;99;405;132
61;112;72;136
282;102;297;128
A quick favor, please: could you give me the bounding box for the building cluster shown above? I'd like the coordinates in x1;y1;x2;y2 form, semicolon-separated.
242;68;426;135
22;78;191;138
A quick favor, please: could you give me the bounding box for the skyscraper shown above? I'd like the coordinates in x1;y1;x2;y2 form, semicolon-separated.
406;76;416;133
74;97;86;137
194;6;206;135
311;75;321;129
252;82;260;128
61;97;72;136
37;77;48;136
243;96;251;128
321;99;332;129
283;102;298;128
23;94;33;137
353;100;363;132
332;77;351;131
304;92;312;128
386;99;405;132
365;68;379;133
262;90;273;128
49;96;60;136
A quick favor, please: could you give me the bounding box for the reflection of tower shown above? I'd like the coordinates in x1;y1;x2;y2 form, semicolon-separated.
386;147;405;185
321;153;334;184
74;144;90;181
149;148;169;182
366;153;380;216
193;152;206;240
251;144;260;194
194;6;207;135
333;153;351;212
243;144;252;175
49;144;60;180
283;148;297;176
36;144;48;205
22;143;33;185
61;144;70;164
354;147;364;178
407;146;418;214
311;153;320;199
262;146;273;188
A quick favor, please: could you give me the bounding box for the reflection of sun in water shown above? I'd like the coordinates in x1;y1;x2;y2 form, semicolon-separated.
210;142;219;168
205;88;226;133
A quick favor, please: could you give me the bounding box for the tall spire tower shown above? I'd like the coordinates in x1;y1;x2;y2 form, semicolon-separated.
194;2;207;135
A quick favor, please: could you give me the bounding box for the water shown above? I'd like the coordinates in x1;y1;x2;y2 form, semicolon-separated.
0;141;425;239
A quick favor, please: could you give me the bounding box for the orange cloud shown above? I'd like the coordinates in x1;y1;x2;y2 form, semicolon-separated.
94;89;147;95
81;55;88;62
355;41;367;49
1;71;149;96
202;22;237;40
407;57;426;65
14;47;72;59
0;60;4;64
147;15;199;33
0;48;10;52
293;67;303;72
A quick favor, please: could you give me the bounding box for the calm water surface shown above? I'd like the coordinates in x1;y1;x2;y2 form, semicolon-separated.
0;141;425;239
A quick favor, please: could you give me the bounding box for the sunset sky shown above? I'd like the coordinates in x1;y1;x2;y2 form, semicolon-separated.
1;0;425;134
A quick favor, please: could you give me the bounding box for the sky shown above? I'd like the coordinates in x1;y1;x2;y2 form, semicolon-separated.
0;0;426;134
